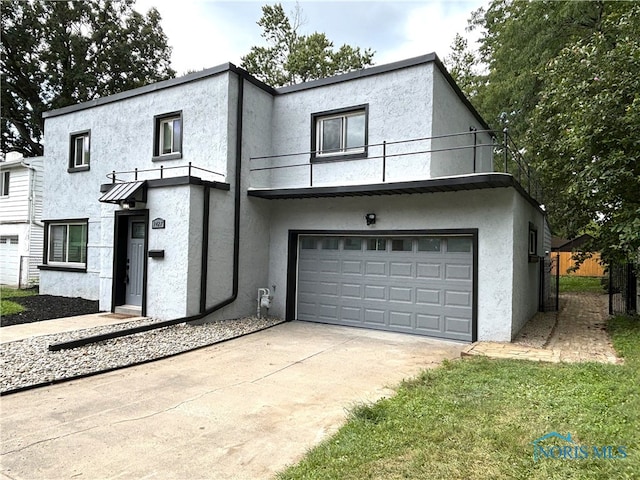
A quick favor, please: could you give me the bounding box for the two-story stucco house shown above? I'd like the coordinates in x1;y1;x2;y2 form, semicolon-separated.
0;152;44;287
39;53;550;342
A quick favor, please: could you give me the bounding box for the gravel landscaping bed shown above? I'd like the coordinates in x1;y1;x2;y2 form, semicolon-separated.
1;316;283;394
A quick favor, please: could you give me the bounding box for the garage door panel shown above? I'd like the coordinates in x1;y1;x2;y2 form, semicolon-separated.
340;306;362;322
416;288;441;306
389;262;412;277
416;313;441;332
364;261;386;275
320;259;340;273
364;285;386;300
389;311;412;328
416;263;441;279
341;283;362;298
364;308;385;325
389;286;412;303
341;260;363;274
445;290;472;307
297;235;474;341
445;316;472;335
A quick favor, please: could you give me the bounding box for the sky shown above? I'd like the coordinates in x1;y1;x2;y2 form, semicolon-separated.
134;0;489;76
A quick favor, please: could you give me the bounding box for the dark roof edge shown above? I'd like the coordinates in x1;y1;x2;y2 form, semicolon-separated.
43;63;277;119
42;53;491;132
275;53;491;132
276;53;437;94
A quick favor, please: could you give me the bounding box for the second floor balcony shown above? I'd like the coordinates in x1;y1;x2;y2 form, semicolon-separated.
249;129;544;206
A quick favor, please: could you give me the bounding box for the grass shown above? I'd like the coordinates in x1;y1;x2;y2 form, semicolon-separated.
559;276;606;294
277;316;639;479
0;286;37;317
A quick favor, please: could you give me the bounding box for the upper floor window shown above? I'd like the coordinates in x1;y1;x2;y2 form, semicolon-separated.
69;130;90;172
311;105;368;161
153;111;182;161
1;171;9;196
43;219;88;270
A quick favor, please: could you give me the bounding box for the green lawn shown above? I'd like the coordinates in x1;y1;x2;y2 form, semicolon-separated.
559;276;606;294
0;286;37;317
278;316;639;479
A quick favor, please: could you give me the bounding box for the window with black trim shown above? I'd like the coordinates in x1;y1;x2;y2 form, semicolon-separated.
311;105;368;161
69;130;90;172
528;222;538;261
153;111;182;160
1;171;9;196
44;220;88;269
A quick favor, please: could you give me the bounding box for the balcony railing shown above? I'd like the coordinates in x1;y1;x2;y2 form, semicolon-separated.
106;162;225;184
250;128;544;204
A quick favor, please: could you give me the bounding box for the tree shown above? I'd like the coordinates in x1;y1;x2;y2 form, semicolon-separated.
443;33;484;100
241;3;374;87
1;0;175;157
467;0;613;139
527;5;640;263
459;1;640;262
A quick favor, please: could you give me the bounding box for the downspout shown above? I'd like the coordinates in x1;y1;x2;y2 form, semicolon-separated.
50;73;245;351
197;71;243;315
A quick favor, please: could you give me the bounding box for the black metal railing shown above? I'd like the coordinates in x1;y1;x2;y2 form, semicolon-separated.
249;128;544;204
106;162;225;184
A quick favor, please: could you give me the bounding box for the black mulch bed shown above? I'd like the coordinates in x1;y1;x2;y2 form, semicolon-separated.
1;295;99;327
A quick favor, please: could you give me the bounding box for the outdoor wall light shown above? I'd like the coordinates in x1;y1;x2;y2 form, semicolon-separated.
365;213;376;225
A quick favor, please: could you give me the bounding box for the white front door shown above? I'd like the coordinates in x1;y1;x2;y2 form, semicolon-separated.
125;217;145;306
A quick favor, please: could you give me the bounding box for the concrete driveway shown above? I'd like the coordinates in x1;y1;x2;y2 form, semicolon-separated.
1;321;464;480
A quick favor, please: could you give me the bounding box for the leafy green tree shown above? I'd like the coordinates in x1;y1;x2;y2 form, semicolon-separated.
458;0;639;261
528;5;640;262
444;33;484;100
1;0;175;157
241;3;374;87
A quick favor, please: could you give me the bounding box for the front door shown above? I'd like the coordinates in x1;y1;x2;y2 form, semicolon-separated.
125;216;145;306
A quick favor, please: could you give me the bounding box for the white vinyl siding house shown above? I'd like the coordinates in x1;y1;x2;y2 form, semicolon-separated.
39;54;550;342
0;154;44;287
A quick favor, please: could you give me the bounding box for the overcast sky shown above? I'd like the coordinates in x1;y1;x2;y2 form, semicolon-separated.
134;0;488;76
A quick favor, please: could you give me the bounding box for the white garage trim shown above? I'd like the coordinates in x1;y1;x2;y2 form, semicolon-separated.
286;229;478;342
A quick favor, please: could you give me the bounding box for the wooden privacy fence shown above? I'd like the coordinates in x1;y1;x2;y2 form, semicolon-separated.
558;252;605;277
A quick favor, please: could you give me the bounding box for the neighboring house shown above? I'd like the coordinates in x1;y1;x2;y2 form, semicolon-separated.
39;53;550;342
0;152;44;287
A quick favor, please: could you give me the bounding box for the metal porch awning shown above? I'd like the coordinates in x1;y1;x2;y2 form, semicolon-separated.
99;180;147;204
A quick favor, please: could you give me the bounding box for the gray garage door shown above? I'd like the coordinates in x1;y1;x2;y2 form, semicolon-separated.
297;235;474;341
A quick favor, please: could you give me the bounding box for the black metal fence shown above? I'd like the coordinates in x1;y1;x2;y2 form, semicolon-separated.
609;263;638;315
540;252;559;312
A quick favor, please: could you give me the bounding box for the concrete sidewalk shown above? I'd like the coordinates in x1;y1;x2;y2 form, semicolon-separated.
0;321;464;480
463;293;621;364
0;312;144;344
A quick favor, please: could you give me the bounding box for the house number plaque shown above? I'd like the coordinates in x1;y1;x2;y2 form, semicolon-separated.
152;218;166;229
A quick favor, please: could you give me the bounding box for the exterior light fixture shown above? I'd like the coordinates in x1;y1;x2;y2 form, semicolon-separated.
365;213;376;225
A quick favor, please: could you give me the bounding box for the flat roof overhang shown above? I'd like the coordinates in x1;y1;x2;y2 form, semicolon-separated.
247;173;545;213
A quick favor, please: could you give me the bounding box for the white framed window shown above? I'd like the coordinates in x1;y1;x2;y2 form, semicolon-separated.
1;171;9;196
312;105;368;160
153;111;182;160
44;220;88;269
69;130;90;171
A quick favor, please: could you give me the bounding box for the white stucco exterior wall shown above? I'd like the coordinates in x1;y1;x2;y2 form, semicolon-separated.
431;66;494;177
259;63;435;189
510;190;547;337
41;72;235;306
265;187;518;341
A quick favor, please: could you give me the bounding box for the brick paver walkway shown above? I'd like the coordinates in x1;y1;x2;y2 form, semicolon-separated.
462;293;621;364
